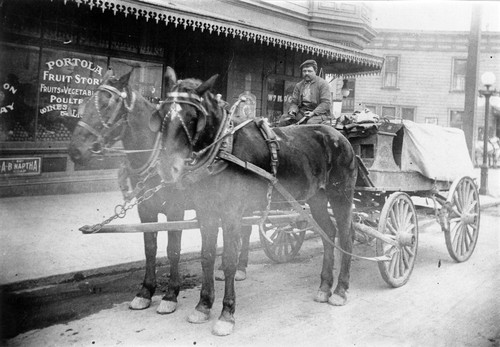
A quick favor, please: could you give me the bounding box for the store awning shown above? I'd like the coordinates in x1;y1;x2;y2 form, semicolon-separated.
66;0;384;77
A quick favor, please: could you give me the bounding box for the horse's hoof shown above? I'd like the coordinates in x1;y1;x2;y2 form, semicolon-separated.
328;293;347;306
129;296;151;310
212;319;235;336
313;290;331;303
187;309;210;324
156;300;177;314
215;270;225;281
235;270;247;281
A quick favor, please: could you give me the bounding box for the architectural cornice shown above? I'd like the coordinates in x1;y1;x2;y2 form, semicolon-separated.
64;0;384;77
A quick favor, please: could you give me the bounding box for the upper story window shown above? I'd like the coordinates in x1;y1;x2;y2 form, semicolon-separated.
451;58;466;92
383;56;399;88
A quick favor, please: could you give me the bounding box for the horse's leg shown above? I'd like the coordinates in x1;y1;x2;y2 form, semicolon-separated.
212;214;241;336
326;189;354;306
157;205;184;314
130;206;158;310
236;225;252;281
187;210;219;324
215;225;250;282
307;192;336;303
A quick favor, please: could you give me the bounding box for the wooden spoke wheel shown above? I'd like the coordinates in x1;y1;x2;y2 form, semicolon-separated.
376;192;419;288
259;222;306;263
443;176;480;262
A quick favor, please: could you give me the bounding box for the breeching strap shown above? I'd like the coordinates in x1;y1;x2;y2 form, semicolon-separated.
217;151;392;263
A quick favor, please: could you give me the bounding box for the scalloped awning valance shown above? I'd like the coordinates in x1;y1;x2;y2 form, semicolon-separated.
65;0;384;77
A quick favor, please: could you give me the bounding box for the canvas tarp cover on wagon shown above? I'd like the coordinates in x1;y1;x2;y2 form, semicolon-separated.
400;120;474;182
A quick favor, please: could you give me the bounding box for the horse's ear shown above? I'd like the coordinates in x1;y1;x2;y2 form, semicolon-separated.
149;110;162;132
164;67;177;92
118;69;133;86
102;69;114;84
196;74;219;95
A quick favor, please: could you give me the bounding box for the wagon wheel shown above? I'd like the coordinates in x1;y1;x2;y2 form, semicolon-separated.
442;176;480;262
376;192;419;288
259;221;306;263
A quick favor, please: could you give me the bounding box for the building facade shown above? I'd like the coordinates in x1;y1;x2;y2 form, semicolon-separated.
351;29;500;141
0;0;383;197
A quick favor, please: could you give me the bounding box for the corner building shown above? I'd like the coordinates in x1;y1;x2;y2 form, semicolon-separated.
0;0;383;196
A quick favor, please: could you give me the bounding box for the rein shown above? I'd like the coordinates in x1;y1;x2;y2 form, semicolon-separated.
77;84;136;155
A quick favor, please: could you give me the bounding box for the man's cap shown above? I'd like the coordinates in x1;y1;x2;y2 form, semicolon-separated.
300;59;318;72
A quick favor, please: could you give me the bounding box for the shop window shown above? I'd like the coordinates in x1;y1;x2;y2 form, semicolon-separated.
381;106;397;119
265;77;298;126
365;105;377;114
383;56;399;88
450;110;464;129
341;79;355;113
451;58;466;92
109;58;162;103
402;107;415;121
1;0;42;39
0;44;39;142
38;49;108;142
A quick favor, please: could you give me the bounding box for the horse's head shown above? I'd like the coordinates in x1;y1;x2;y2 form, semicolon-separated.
68;69;136;165
150;68;220;183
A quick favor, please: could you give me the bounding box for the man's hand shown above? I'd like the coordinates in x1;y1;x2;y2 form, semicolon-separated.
304;111;314;118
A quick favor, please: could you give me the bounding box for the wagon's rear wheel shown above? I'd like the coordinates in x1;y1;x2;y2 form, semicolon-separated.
442;176;480;262
259;222;306;263
376;192;419;288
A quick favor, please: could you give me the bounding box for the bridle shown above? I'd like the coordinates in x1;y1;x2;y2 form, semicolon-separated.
157;91;208;148
77;83;136;155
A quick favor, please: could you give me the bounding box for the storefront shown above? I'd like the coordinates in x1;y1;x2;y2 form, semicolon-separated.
0;0;383;197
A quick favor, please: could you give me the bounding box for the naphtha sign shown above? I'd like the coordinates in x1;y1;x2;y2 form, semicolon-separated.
0;157;42;176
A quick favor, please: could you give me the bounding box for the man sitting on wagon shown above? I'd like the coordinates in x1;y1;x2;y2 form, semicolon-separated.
278;59;332;126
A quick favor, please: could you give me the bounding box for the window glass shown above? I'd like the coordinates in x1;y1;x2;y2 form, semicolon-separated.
402;107;415;121
452;59;466;91
382;106;396;119
450;110;464;129
266;78;285;126
0;44;39;142
365;105;377;114
38;49;107;142
109;58;162;103
384;56;399;88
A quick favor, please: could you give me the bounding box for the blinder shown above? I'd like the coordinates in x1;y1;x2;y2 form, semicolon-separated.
77;83;135;154
155;91;208;147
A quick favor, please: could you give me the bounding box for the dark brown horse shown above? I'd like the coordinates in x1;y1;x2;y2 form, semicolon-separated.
68;70;251;315
150;69;357;336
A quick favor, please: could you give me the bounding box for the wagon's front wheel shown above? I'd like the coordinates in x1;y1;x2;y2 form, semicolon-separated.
376;192;419;288
259;223;306;263
442;176;480;262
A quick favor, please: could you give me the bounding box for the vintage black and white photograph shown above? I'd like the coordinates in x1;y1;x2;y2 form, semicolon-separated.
0;0;499;346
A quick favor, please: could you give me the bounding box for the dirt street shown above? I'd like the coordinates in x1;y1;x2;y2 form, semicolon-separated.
3;209;499;347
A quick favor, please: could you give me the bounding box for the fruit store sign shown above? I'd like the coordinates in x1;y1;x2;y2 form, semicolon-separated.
39;57;104;118
0;157;41;176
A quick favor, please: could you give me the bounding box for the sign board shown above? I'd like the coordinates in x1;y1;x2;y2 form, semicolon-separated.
0;157;42;176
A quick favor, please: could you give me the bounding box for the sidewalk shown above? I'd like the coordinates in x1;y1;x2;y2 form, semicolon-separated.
1;169;499;288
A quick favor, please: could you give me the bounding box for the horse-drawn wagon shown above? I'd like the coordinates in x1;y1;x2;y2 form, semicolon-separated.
71;70;480;335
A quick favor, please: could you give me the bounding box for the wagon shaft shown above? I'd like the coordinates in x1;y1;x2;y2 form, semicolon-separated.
79;213;303;234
